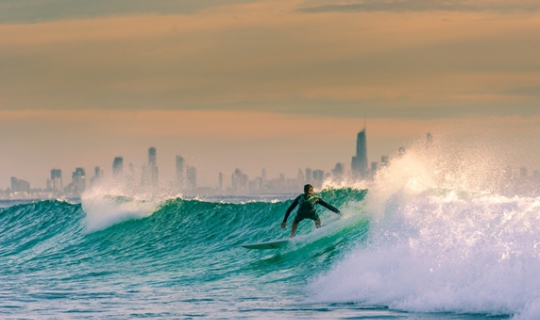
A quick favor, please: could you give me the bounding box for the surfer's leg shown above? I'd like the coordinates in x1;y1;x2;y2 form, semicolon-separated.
315;218;321;228
290;221;298;237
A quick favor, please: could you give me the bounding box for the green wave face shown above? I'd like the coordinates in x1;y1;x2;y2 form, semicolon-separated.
0;188;369;316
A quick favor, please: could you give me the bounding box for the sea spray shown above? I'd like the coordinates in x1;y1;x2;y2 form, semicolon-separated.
82;193;162;232
307;136;540;319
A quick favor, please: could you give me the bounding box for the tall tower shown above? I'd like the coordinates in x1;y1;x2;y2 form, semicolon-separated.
72;168;86;193
351;129;368;179
90;166;103;188
176;155;185;189
332;163;344;180
142;147;158;188
148;147;156;167
187;166;197;190
305;168;312;183
219;172;223;190
112;157;124;178
51;168;63;191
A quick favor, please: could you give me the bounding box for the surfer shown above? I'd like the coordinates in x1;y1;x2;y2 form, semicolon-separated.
281;184;341;237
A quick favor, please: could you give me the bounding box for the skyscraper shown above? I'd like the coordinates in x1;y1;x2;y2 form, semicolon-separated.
351;129;368;179
176;155;185;189
305;168;312;183
94;166;102;178
332;163;344;180
219;172;223;190
91;166;103;187
11;177;30;193
312;170;324;182
51;168;62;191
371;162;378;177
187;166;197;190
232;168;248;193
142;147;158;188
381;155;389;167
148;147;156;167
112;157;124;178
72;168;86;193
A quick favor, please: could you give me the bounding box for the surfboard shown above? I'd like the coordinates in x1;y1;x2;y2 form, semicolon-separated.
241;238;290;250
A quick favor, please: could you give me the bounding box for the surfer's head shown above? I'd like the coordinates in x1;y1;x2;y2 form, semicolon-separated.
304;184;313;195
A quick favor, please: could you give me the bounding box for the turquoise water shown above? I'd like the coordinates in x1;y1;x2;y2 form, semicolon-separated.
1;185;537;318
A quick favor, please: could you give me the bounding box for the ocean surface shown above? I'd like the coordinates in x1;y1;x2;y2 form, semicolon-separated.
2;148;540;319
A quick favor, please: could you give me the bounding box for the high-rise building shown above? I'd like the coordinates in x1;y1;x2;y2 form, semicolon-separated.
305;168;312;183
381;155;389;167
142;147;159;188
94;166;102;178
91;166;103;187
187;166;197;190
351;129;368;179
72;168;86;193
51;168;62;191
219;172;223;190
232;168;248;192
312;170;324;182
371;162;378;177
332;163;344;180
176;155;185;189
149;147;158;187
148;147;157;167
11;177;30;193
113;157;124;177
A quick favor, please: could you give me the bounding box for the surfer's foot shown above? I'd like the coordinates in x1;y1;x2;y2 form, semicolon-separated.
290;222;298;238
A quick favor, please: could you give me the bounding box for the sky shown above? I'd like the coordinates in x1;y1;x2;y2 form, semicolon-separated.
1;0;540;190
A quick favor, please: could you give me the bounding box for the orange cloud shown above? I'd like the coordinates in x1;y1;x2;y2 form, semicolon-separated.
0;1;539;115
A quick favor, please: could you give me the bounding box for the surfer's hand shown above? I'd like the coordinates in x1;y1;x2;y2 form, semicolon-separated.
281;222;286;229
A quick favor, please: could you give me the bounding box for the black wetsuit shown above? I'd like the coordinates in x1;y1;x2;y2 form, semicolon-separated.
283;194;340;224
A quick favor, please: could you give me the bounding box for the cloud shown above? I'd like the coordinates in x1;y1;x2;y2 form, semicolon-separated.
0;0;259;23
506;86;540;97
299;0;540;13
0;1;539;118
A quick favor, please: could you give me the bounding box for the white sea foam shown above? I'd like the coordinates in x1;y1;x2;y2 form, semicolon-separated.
81;188;164;232
78;174;187;232
307;136;540;319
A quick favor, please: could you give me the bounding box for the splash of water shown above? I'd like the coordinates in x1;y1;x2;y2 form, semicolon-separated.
307;135;540;318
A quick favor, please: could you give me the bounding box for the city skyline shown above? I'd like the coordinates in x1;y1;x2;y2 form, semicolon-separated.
3;134;375;194
3;127;390;196
4;126;540;200
3;115;540;193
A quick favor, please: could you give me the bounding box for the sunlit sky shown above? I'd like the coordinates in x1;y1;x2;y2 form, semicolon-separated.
1;0;539;189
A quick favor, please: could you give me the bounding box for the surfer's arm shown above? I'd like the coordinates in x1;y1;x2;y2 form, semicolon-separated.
317;199;341;215
282;198;299;223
